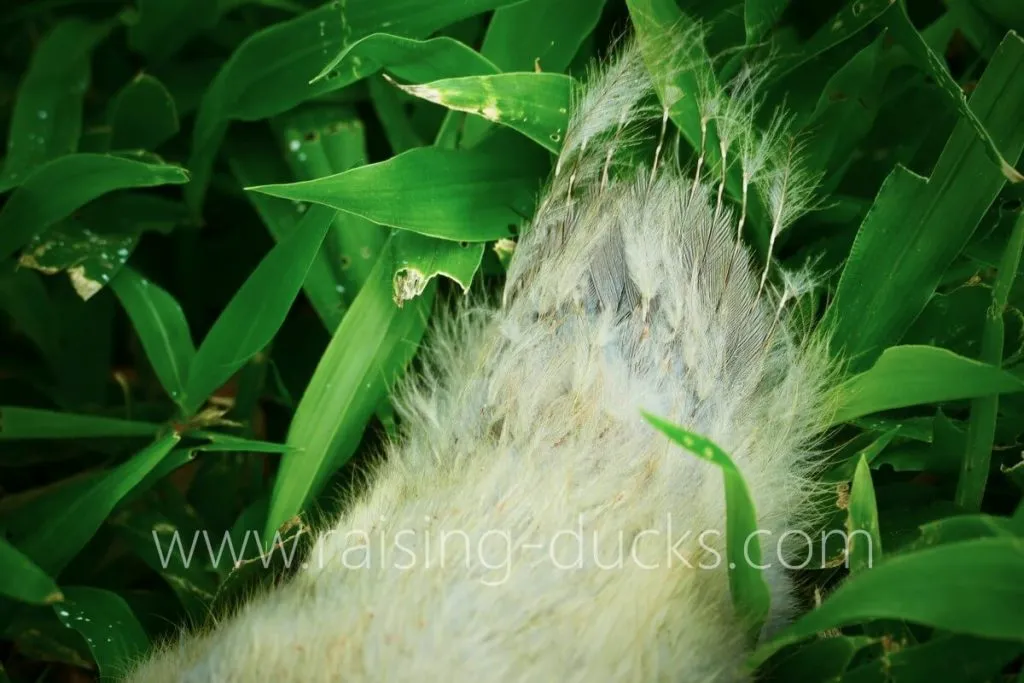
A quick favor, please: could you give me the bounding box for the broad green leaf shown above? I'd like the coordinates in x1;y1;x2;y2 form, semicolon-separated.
225;132;345;331
839;633;1021;683
111;267;196;406
0;407;162;440
0;19;111;190
643;412;771;637
824;33;1024;367
17;432;180;574
392;231;484;304
315;34;499;85
745;0;789;44
833;346;1024;424
750;537;1024;668
187;0;519;209
882;1;1023;182
462;0;605;145
0;154;189;262
0;538;62;605
182;204;335;415
109;73;180;151
392;72;573;153
265;235;434;538
847;455;882;572
54;587;149;677
248;145;543;242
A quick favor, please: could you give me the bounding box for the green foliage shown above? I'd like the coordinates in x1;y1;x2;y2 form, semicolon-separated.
0;0;1023;680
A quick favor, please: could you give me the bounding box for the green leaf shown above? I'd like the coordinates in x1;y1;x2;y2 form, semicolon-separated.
838;633;1022;683
19;219;135;301
462;0;605;145
392;231;484;304
248;145;543;242
315;34;499;85
17;432;180;574
111;267;196;406
187;0;520;209
192;431;295;453
0;407;162;440
53;587;150;677
109;73;180;151
750;537;1024;668
957;210;1024;510
0;538;63;605
274;106;387;302
182;204;334;415
225;131;346;331
745;0;789;44
0;153;189;262
833;345;1024;424
265;235;434;538
643;412;771;637
479;0;605;73
0;19;112;190
772;0;896;79
882;1;1023;182
824;33;1024;368
391;72;573;153
847;455;882;572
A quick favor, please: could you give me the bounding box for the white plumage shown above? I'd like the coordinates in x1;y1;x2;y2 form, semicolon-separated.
125;38;835;683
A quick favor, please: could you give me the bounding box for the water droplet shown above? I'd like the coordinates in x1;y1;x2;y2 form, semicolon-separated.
37;110;48;120
549;133;561;142
289;139;301;152
335;284;346;294
297;152;308;162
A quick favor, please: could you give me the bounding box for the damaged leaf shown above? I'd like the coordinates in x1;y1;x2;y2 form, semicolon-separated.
392;231;484;305
389;72;572;153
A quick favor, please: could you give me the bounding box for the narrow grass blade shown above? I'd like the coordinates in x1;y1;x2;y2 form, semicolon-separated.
111;266;196;407
182;204;334;415
17;431;180;574
847;455;882;573
0;538;63;605
0;407;162;440
956;210;1024;510
643;412;771;639
265;236;433;538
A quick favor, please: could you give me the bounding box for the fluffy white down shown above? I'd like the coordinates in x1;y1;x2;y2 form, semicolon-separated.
124;41;835;683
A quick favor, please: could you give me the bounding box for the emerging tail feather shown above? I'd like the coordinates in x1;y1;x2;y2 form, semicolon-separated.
124;37;836;683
